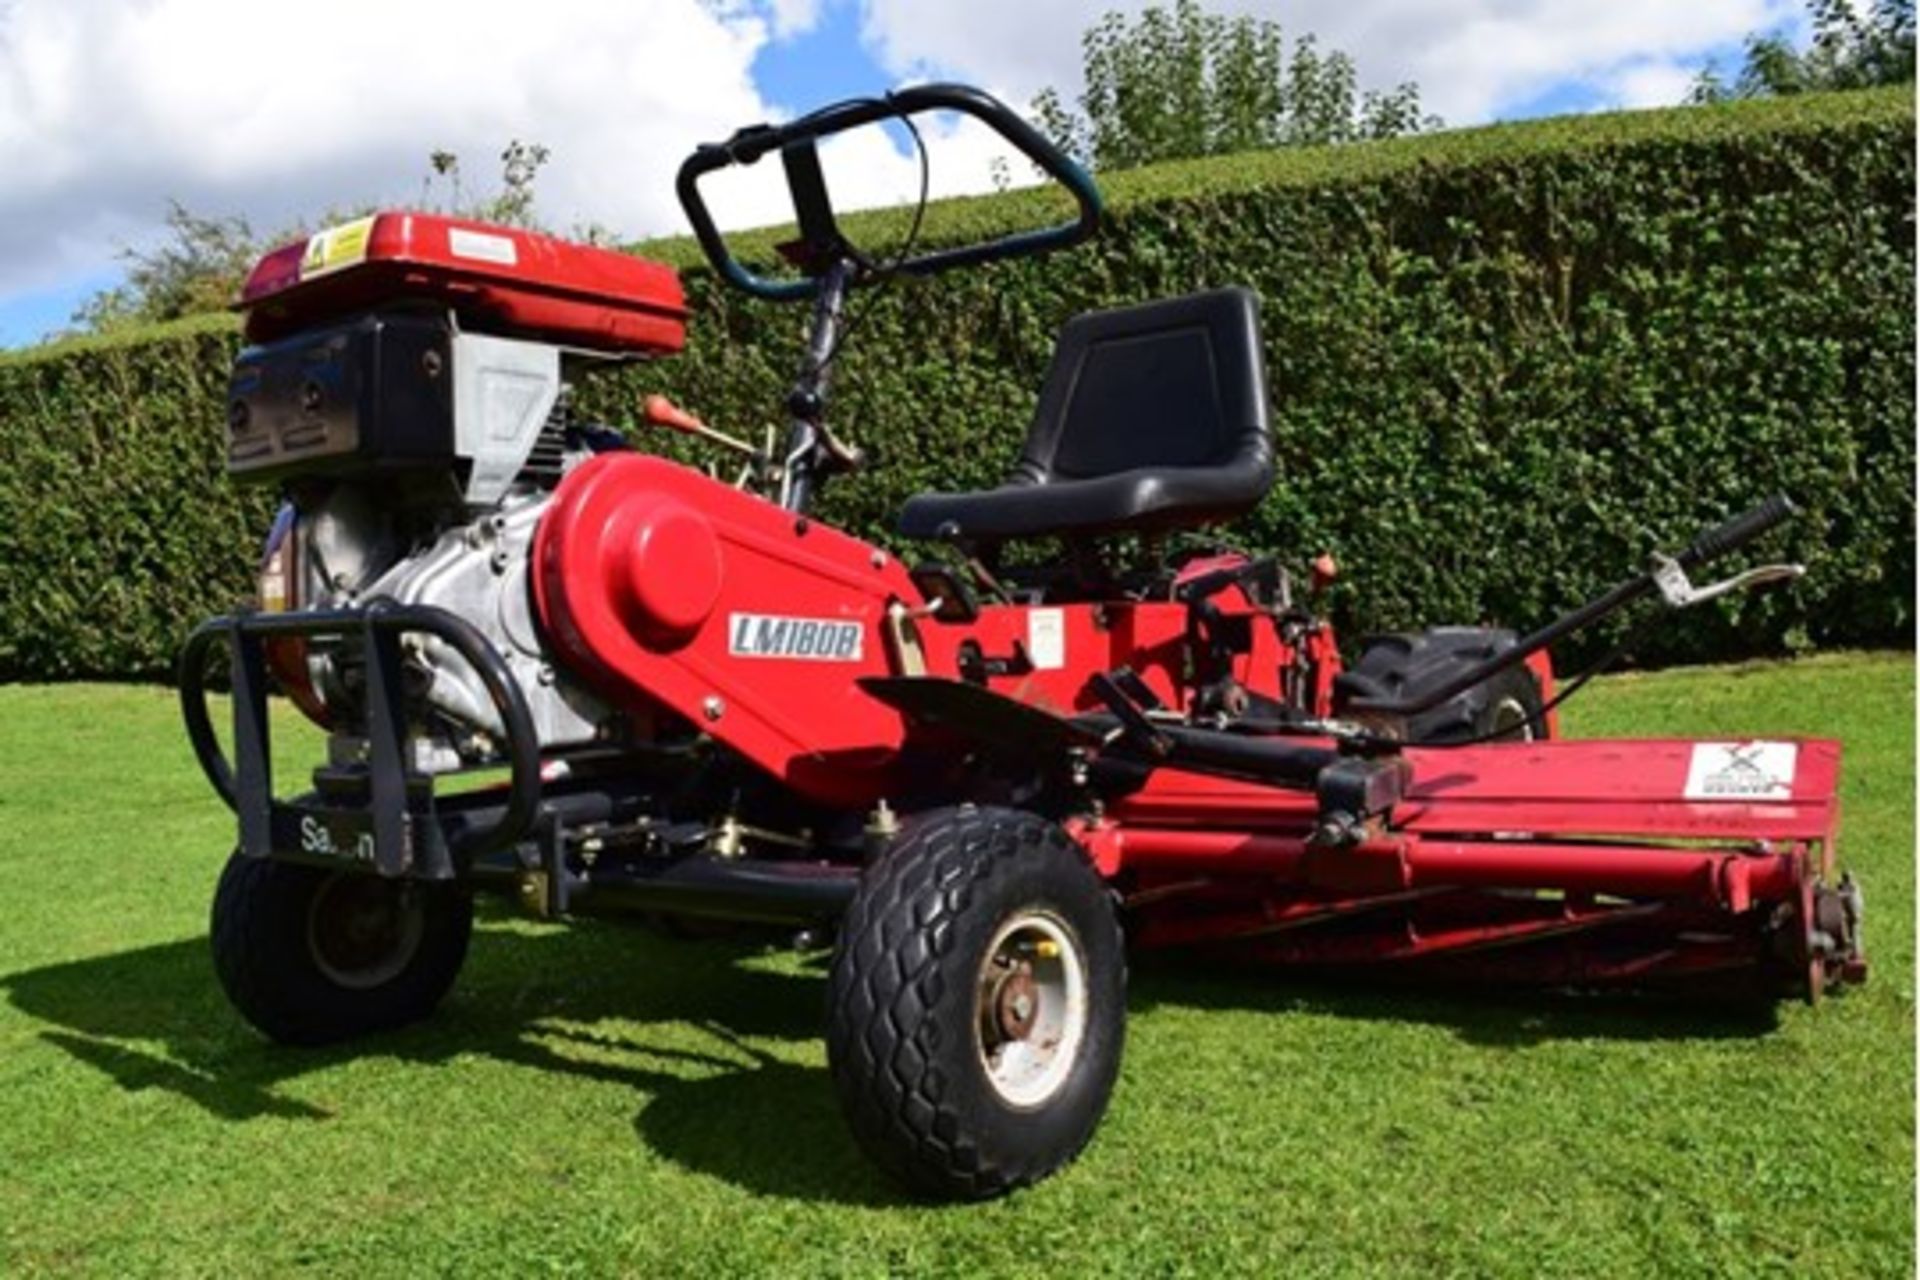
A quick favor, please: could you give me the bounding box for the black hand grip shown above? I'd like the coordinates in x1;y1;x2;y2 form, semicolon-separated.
1676;493;1797;569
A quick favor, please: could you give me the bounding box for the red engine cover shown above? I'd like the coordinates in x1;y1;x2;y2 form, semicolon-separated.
533;452;920;806
238;212;687;356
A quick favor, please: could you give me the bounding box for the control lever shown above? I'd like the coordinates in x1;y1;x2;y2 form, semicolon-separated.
642;395;781;492
1106;667;1166;712
812;420;866;474
1648;553;1803;609
1175;557;1278;606
1087;672;1173;758
642;395;760;459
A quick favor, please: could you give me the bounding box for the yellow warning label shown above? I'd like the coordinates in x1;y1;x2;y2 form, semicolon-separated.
299;215;376;280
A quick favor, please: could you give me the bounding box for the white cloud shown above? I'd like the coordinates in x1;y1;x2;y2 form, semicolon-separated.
859;0;1801;125
0;0;790;296
764;0;827;39
0;0;1814;320
1604;59;1708;110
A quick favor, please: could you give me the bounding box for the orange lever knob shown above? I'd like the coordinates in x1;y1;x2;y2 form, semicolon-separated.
643;393;707;435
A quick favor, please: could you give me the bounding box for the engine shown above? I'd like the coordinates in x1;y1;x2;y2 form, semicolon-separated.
224;211;690;772
262;396;624;772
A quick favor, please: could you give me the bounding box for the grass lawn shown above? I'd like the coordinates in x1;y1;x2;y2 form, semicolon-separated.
0;652;1911;1277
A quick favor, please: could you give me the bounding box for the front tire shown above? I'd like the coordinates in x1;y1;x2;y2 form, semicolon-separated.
210;853;472;1046
826;806;1125;1200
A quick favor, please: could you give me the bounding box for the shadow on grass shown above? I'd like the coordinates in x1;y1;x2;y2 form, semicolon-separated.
1;912;898;1207
3;911;1780;1205
1127;953;1783;1046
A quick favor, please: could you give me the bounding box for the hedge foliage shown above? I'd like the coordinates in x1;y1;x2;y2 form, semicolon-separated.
0;88;1911;681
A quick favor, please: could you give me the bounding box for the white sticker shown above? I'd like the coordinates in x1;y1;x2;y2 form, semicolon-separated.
728;613;863;662
448;227;519;267
1683;741;1798;801
1027;608;1065;671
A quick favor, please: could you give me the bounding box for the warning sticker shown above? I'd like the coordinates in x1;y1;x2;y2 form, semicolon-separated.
1027;608;1065;671
1683;741;1798;801
299;215;375;280
449;226;518;267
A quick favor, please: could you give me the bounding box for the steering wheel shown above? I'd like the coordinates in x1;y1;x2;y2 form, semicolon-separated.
675;83;1104;302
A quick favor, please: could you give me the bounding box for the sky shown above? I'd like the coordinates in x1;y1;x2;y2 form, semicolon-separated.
0;0;1810;348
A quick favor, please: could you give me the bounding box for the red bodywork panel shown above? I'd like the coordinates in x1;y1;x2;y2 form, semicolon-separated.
533;453;917;806
533;453;1329;806
238;212;688;355
913;590;1322;719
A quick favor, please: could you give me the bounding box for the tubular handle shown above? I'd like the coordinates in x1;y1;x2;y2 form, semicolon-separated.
675;83;1103;302
1347;493;1800;719
1676;493;1797;570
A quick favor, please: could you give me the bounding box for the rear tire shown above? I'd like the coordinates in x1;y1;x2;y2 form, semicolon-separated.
210;853;472;1046
1337;627;1547;744
826;806;1125;1200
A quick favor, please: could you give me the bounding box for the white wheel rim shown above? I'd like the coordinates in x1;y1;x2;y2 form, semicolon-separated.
1490;695;1536;741
974;910;1089;1109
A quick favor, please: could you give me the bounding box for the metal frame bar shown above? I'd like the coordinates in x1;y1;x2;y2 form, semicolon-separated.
178;602;543;874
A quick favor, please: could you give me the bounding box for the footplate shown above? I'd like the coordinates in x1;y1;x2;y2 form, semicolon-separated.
178;602;542;879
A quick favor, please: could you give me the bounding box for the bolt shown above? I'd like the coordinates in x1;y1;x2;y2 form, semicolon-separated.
536;664;555;686
702;695;725;722
1011;993;1034;1021
870;550;886;570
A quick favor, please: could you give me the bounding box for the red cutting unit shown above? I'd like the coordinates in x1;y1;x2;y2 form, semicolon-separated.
1089;738;1852;993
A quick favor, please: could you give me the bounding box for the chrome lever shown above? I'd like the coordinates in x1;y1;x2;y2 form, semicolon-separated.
1649;554;1805;609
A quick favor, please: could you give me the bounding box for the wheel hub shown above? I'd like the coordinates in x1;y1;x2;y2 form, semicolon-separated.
974;911;1089;1109
307;874;425;990
989;963;1041;1041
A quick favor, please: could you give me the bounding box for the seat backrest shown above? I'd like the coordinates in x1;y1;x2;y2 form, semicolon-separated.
1010;286;1270;487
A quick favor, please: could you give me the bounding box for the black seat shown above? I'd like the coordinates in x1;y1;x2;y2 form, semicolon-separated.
898;287;1273;542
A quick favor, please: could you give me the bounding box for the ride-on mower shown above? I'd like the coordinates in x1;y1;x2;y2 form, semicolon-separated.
180;85;1864;1199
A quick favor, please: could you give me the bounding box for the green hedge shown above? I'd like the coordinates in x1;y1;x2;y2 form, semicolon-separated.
0;88;1911;681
